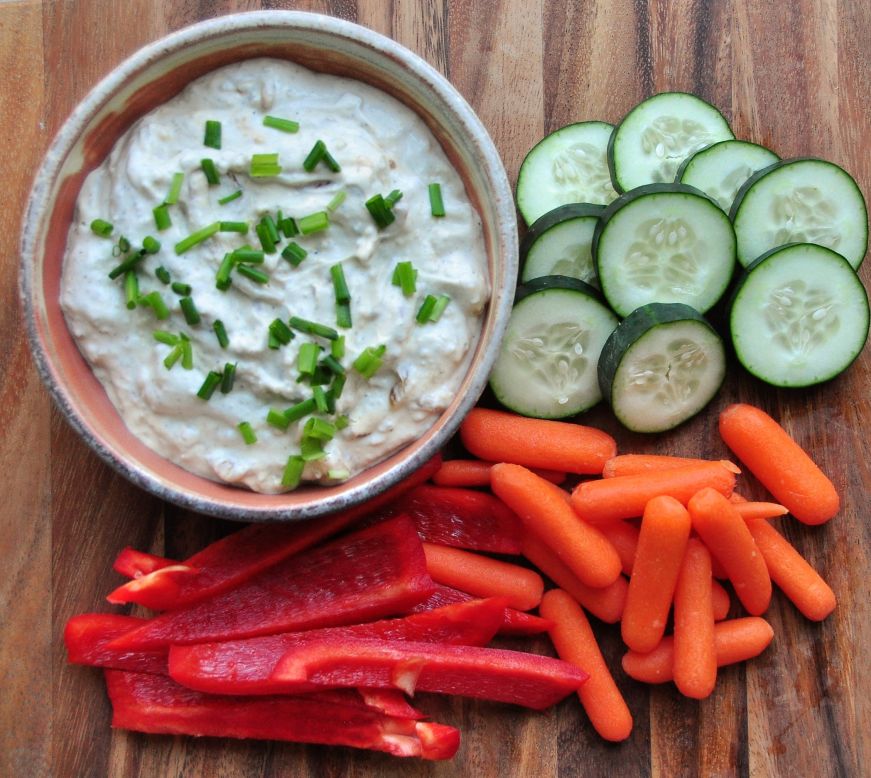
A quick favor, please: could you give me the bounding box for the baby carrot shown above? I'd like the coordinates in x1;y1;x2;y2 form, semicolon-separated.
733;502;789;520
673;539;717;699
540;589;633;742
719;403;839;525
603;454;740;479
421;543;544;611
729;491;748;504
571;461;736;524
598;521;640;576
712;579;731;621
431;459;566;487
491;464;622;589
460;408;616;475
621;617;774;683
522;532;628;624
688;488;772;616
745;519;836;621
621;496;692;653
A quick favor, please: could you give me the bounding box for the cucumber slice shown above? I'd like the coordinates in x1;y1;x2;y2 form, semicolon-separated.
730;157;868;269
608;92;734;192
489;276;619;418
598;303;726;433
729;243;869;387
516;121;618;226
592;184;736;317
520;203;604;286
676;139;779;212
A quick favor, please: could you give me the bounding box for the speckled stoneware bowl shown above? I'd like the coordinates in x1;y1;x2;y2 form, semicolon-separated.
20;11;517;521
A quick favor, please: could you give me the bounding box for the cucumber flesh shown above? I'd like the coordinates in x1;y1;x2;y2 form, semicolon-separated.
598;303;726;433
520;204;603;286
490;279;618;418
516;121;618;226
676;139;779;212
608;92;734;192
731;158;868;269
593;184;736;317
729;243;869;387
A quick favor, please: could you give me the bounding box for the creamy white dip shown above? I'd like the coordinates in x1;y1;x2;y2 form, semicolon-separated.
61;58;489;493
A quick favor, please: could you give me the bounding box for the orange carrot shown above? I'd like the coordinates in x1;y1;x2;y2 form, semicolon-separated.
729;491;748;504
421;542;544;611
431;459;566;487
571;461;737;524
491;464;622;589
598;521;640;576
460;408;616;475
745;519;836;621
688;488;772;616
719;403;839;525
673;539;717;699
522;532;627;624
540;589;633;742
733;501;789;520
712;579;731;621
621;496;692;653
621;617;774;683
603;454;740;479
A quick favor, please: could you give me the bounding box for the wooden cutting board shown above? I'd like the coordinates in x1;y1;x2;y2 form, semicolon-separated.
2;1;869;776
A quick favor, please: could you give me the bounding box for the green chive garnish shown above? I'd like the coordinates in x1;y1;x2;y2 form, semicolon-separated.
281;455;306;489
117;236;131;254
267;408;291;430
90;218;114;237
142;236;161;255
331;373;347;400
204;120;221;149
124;271;139;309
391;261;417;296
331;335;345;360
262;215;280;244
179;296;201;325
263;115;300;133
289;316;339;341
155;266;171;284
163;344;183;370
304;416;337;442
255;221;277;254
328;468;350;480
166;172;184;205
213;320;229;348
218;189;242;205
297;211;329;235
175;222;220;255
197;370;223;400
219;221;248;234
153;330;179;346
327;190;346;211
385;189;403;207
430;294;451;321
108;250;145;280
238;421;257;445
312;385;329;413
330;264;350;304
297;342;322;375
236;264;269;284
365;194;395;229
336;301;352;329
300;438;326;461
284;397;317;423
279;217;298;238
416;294;437;323
201;158;220;185
353;344;386;379
250;152;282;177
230;248;263;265
139;291;170;320
428;182;445;216
220;362;236;394
268;332;281;350
216;253;235;291
153;204;172;231
303;140;326;172
335;414;350;430
321;354;345;376
171;281;192;296
180;335;193;370
281;242;307;267
269;318;294;346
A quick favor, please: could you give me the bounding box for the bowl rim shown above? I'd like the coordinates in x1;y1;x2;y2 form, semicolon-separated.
19;10;518;522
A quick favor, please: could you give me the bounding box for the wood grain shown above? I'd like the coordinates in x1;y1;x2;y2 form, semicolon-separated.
2;1;869;776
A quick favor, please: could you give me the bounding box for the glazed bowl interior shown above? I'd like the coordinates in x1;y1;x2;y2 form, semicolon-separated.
21;11;517;521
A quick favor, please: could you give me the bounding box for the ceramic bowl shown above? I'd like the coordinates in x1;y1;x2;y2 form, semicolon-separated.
20;11;517;521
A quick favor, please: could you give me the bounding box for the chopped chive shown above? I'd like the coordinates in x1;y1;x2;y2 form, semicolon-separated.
365;194;395;229
237;421;257;445
309;364;332;386
335;414;350;430
331;335;345;360
297;342;322;376
330;264;350;304
300;438;326;461
180;336;193;370
237;264;269;284
232;248;265;264
175;222;220;255
250;152;282;177
336;301;352;329
268;332;281;350
219;221;248;234
281;455;306;489
267;408;291;430
430;294;451;321
289;316;339;341
218;189;243;205
255;221;277;254
163;344;183;370
321;354;345;376
117;236;131;254
179;296;201;325
327;190;346;211
279;217;299;238
90;218;114;237
213;319;229;348
197;370;223;400
303;416;337;442
263;115;300;133
204;120;221;149
323;387;337;414
297;211;329;235
262;215;280;244
322;148;341;173
166;172;184;205
153;204;172;231
391;261;417;296
200;158;220;185
281;242;307;267
353;344;386;379
171;281;192;296
155;266;171;284
328;468;350;480
385;189;403;207
284;397;317;423
142;236;161;255
153;330;179;346
312;385;329;413
139;291;170;320
303;140;326;172
416;294;437;323
108;251;145;280
331;373;347;400
220;362;236;394
269;318;294;345
124;271;139;309
215;253;235;291
428;182;445;216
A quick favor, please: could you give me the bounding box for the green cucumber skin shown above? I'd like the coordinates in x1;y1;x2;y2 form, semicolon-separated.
519;203;605;261
515;274;603;304
674;139;779;184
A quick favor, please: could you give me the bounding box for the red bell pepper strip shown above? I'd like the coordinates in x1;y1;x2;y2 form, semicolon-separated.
105;670;459;760
108;516;435;651
409;584;552;636
112;547;176;578
64;614;169;675
268;637;588;710
167;597;506;695
384;484;523;554
106;455;441;611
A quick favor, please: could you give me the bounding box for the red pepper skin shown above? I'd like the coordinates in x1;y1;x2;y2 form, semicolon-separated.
167;597;506;695
104;670;459;760
106;455;441;611
409;584;552;636
64;614;168;675
112;548;176;578
385;484;523;554
269;637;588;710
108;516;435;651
